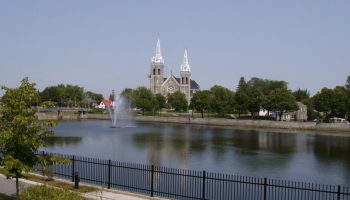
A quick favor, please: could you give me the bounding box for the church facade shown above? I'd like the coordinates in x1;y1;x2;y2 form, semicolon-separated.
148;38;200;103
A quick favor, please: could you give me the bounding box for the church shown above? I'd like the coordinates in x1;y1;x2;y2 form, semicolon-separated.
148;38;200;103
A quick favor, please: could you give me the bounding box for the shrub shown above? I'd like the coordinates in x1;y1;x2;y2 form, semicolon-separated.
20;185;85;200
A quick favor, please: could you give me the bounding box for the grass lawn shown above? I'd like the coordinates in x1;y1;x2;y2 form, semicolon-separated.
0;193;15;200
0;167;96;193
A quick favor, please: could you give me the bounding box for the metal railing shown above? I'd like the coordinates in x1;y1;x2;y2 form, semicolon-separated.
35;151;350;200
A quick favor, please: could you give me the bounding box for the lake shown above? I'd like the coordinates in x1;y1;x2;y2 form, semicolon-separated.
42;120;350;186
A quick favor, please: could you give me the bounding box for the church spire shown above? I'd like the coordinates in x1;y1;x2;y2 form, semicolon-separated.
152;37;164;64
180;49;191;72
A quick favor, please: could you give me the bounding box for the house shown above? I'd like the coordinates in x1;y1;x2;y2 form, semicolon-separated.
276;102;308;121
96;99;112;109
256;102;308;121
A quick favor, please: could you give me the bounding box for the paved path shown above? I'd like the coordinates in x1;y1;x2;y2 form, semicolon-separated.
0;174;163;200
0;174;37;197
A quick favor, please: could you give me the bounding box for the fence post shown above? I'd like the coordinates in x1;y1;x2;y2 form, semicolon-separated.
108;160;111;189
337;185;341;200
263;177;267;200
151;165;154;197
71;155;75;182
202;171;206;200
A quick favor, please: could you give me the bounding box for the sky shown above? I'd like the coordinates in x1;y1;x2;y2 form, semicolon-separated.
0;0;349;98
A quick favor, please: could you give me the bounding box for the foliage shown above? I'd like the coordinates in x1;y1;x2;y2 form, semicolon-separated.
88;108;104;114
210;85;234;117
293;89;310;102
245;87;263;119
133;87;154;115
154;93;166;114
189;90;211;118
0;78;64;199
247;77;287;96
234;77;248;117
40;84;102;108
20;185;85;200
0;193;16;200
266;88;298;120
345;75;350;90
167;91;188;112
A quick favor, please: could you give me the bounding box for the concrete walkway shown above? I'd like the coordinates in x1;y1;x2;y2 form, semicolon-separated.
0;174;163;200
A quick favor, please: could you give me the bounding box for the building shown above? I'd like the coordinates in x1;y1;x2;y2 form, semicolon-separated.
256;102;308;121
96;99;112;109
148;38;200;103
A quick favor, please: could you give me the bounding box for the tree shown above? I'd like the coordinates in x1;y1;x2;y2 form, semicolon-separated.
293;89;310;102
167;91;188;112
267;88;298;120
345;75;350;90
210;85;235;117
234;77;248;118
154;93;166;115
0;78;59;200
190;90;211;118
133;87;154;115
246;87;263;119
313;88;333;119
84;91;103;108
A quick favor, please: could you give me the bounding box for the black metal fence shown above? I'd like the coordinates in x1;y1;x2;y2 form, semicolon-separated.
36;151;350;200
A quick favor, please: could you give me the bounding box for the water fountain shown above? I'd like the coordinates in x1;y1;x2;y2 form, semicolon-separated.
106;91;134;128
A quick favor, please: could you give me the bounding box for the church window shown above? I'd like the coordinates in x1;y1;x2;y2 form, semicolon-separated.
153;69;156;75
158;68;161;75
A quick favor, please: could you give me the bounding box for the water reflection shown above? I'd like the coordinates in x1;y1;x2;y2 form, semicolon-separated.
45;136;82;147
43;120;350;186
313;135;350;169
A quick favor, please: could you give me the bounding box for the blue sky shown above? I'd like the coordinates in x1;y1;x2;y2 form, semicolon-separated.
0;0;349;97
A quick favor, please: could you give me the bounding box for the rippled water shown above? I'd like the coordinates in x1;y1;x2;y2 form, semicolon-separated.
42;120;350;186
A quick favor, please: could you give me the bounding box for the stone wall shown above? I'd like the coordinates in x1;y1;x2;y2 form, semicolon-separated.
134;116;350;132
36;113;350;132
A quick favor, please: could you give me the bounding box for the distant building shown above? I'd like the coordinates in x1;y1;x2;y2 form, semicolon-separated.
97;99;112;109
148;38;200;103
256;102;308;121
276;102;308;121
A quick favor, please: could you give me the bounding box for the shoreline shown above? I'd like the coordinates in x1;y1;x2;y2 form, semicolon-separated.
36;112;350;134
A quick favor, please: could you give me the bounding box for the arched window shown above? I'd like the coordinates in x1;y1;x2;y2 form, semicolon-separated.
153;69;156;75
186;77;189;84
158;69;161;75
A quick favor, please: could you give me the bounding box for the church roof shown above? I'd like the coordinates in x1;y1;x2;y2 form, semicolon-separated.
163;76;200;90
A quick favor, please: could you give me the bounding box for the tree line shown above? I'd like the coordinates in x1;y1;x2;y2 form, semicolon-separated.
39;84;103;108
121;75;350;121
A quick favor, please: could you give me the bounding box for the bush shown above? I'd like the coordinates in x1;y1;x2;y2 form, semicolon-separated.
88;108;105;114
20;185;85;200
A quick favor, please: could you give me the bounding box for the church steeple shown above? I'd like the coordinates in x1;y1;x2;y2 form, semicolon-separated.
180;49;191;72
151;38;164;64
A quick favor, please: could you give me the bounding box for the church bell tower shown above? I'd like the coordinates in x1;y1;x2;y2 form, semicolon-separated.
180;49;191;103
149;38;164;94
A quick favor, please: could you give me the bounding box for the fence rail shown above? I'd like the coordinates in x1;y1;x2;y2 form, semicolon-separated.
35;151;350;200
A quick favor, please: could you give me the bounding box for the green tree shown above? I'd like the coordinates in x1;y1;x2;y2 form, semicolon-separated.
247;77;287;96
0;78;59;200
345;75;350;90
293;89;310;102
189;90;211;118
268;88;298;120
167;91;188;112
234;77;248;118
210;85;235;117
133;87;154;115
83;91;103;108
154;93;166;115
246;87;263;119
313;88;334;119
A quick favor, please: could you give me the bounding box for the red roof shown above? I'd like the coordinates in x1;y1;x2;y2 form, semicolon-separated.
101;99;112;106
